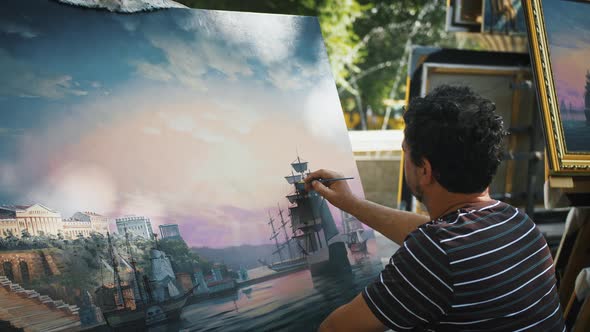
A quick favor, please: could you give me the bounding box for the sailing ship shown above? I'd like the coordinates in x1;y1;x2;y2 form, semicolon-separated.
341;211;368;253
186;264;238;305
284;155;351;277
258;206;307;273
96;231;196;330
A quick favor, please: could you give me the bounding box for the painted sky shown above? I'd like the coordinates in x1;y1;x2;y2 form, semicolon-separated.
0;0;363;248
544;0;590;112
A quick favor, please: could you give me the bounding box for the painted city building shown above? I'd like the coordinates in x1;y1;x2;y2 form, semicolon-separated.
0;204;63;238
72;211;109;234
159;224;182;240
62;218;94;239
115;215;154;239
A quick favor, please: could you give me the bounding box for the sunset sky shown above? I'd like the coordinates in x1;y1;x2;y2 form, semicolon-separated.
544;0;590;112
0;0;363;248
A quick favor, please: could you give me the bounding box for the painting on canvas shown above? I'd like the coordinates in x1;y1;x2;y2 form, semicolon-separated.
0;0;394;330
541;0;590;152
483;0;526;34
524;0;590;174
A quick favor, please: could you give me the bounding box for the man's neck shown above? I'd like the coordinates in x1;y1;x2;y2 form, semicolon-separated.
423;188;493;220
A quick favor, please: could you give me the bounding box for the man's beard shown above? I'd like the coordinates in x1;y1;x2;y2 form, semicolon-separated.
411;184;424;203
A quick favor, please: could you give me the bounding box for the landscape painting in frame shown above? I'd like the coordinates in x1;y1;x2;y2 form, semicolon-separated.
524;0;590;174
483;0;526;34
0;0;390;330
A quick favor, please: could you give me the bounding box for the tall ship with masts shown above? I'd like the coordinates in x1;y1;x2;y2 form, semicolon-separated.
259;206;307;273
94;230;196;329
341;211;368;253
284;155;351;277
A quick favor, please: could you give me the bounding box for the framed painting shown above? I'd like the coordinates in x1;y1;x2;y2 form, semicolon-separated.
0;0;395;331
482;0;527;34
445;0;483;32
524;0;590;175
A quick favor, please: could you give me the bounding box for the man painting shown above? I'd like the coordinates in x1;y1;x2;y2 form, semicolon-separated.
307;85;564;331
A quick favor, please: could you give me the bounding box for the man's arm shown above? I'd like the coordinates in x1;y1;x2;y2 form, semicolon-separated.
319;293;387;332
320;225;453;332
304;169;429;245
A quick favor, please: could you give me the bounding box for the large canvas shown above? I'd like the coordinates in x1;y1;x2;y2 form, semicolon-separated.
524;0;590;174
0;1;390;331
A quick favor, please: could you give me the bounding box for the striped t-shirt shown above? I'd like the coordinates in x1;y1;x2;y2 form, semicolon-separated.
363;200;565;331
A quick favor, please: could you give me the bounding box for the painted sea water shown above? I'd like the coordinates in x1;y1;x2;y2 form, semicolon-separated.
563;120;590;152
145;240;386;332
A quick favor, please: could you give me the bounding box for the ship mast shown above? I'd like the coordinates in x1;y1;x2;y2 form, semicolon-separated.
277;203;294;260
268;211;283;261
286;153;324;254
107;231;126;309
124;227;145;306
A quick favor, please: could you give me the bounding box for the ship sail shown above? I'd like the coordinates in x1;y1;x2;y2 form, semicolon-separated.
277;153;351;275
291;156;308;173
284;174;302;184
341;211;368;252
150;249;180;302
167;280;180;297
286;193;304;204
99;233;196;329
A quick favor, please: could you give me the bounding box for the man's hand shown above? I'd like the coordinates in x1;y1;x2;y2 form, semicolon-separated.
304;169;359;213
305;168;428;245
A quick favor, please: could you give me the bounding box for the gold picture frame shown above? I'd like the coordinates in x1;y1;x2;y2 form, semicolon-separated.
524;0;590;175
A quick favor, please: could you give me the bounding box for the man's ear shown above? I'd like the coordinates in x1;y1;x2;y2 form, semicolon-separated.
419;158;434;185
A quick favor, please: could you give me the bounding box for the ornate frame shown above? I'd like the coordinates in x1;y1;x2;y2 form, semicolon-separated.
523;0;590;175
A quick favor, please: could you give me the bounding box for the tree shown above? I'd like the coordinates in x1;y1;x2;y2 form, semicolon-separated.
158;238;201;273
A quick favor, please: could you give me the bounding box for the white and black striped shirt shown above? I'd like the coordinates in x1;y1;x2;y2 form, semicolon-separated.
363;200;564;331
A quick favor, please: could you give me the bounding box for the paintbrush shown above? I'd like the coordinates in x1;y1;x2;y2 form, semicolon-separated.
301;177;354;186
315;177;354;185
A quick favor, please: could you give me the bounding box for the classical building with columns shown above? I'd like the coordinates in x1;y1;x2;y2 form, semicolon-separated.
62;218;93;239
71;211;109;235
0;204;63;238
0;205;111;239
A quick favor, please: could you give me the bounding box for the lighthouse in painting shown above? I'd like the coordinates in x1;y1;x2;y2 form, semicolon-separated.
285;156;351;277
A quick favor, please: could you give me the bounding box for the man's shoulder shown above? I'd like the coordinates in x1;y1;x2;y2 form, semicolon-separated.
425;200;523;229
419;200;535;247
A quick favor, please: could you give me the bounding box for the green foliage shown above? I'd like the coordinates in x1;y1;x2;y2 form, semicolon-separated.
314;0;369;88
0;232;222;307
158;237;203;273
352;1;456;115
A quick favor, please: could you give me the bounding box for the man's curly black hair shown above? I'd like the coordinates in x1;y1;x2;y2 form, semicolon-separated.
403;85;507;194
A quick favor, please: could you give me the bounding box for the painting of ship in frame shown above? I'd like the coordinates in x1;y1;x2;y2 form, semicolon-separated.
523;0;590;175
